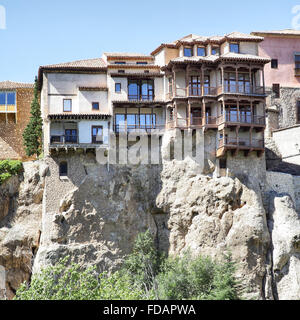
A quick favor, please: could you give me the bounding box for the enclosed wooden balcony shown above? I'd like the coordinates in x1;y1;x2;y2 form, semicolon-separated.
221;84;265;96
217;113;265;130
217;137;264;157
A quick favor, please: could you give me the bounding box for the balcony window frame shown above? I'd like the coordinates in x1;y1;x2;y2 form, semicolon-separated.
63;99;72;112
211;46;220;56
91;125;103;144
295;52;300;76
114;61;126;65
272;83;280;98
128;79;154;101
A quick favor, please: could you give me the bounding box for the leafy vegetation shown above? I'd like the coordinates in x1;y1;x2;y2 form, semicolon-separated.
23;77;43;158
15;230;240;300
0;160;23;185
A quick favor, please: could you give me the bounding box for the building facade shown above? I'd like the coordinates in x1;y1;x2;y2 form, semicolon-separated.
39;31;270;176
252;30;300;167
0;81;34;160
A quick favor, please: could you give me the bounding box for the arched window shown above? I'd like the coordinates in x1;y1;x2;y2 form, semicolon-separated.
59;161;68;177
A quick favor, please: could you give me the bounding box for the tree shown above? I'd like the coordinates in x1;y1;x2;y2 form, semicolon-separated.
23;77;43;157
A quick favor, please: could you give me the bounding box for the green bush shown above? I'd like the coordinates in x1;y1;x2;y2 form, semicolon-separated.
0;160;23;185
15;231;240;300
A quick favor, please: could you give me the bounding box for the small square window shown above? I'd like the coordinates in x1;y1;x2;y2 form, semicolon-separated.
197;47;206;56
115;83;121;92
184;47;193;57
114;61;126;65
92;102;99;110
297;101;300;123
137;62;148;65
211;46;220;55
63;99;72;112
118;70;125;73
271;59;278;69
229;43;239;53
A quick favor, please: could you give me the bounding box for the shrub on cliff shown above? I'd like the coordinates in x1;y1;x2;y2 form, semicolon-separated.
14;232;239;300
0;160;23;185
23;77;43;158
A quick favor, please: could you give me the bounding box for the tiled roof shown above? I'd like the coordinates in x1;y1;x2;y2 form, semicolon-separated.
0;80;34;90
225;31;263;41
252;29;300;36
220;52;270;62
104;52;153;59
41;58;107;69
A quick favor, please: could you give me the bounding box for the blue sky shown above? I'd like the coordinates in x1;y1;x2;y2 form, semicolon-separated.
0;0;298;82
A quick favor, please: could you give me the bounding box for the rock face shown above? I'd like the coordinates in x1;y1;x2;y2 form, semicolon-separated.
0;161;47;299
33;163;162;274
156;157;270;299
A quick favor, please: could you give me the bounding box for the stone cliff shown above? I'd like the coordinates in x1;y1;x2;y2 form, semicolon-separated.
0;149;300;300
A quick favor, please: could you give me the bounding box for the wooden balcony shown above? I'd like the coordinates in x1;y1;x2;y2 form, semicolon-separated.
217;114;265;130
114;124;164;133
221;84;265;96
217;138;264;157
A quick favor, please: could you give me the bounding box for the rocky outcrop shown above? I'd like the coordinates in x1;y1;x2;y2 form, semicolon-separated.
156;157;270;299
267;193;300;300
33;164;162;274
0;161;47;299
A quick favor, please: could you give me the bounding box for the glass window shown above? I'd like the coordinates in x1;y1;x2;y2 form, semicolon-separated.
197;47;206;56
92;102;99;110
295;55;300;69
229;43;239;53
63;99;72;112
128;79;154;101
297;101;300;123
115;83;121;92
0;92;5;105
184;47;193;57
59;162;68;177
211;46;219;55
92;126;103;144
114;61;126;64
7;92;15;105
271;59;278;69
137;62;148;65
128;81;139;100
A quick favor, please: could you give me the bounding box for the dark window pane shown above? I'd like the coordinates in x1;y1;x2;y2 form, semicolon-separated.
184;47;193;57
7;92;15;105
197;47;206;56
137;62;148;65
211;47;219;55
295;55;300;62
273;84;280;98
59;162;68;176
92;126;103;144
271;59;278;69
115;61;126;64
92;102;99;110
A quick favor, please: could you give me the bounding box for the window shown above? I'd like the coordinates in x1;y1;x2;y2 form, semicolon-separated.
92;126;103;144
115;61;126;65
219;158;227;169
271;59;278;69
118;70;125;73
92;102;99;110
0;92;16;106
63;99;72;112
211;46;220;55
128;79;154;101
65;129;77;143
295;54;300;69
144;70;150;73
115;113;156;132
115;83;121;93
297;101;300;123
137;62;148;65
229;43;239;53
197;47;206;56
59;162;68;177
272;84;280;98
189;76;201;96
184;47;193;57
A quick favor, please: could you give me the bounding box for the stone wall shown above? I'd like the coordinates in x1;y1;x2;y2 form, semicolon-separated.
0;88;34;160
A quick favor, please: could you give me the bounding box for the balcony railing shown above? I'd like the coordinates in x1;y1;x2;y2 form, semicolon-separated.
217;114;265;126
128;95;154;101
221;84;265;95
0;105;17;113
50;135;79;145
218;138;264;149
190;117;202;126
114;124;164;133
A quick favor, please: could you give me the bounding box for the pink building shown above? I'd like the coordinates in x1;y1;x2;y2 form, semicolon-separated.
252;30;300;129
